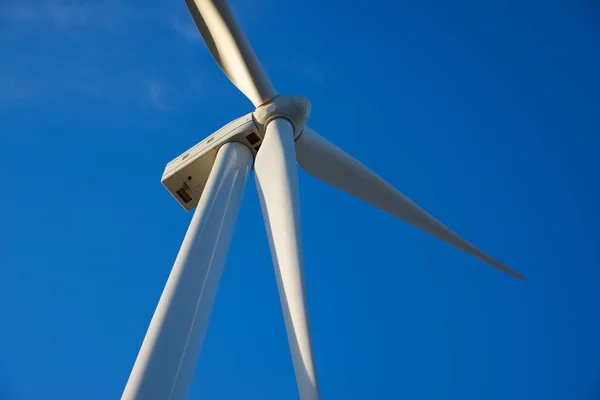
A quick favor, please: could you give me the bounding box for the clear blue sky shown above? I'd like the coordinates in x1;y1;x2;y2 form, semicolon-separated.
1;0;599;399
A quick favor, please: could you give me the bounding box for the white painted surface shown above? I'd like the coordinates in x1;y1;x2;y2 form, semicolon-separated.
295;127;525;280
186;0;277;106
255;119;321;400
122;142;254;400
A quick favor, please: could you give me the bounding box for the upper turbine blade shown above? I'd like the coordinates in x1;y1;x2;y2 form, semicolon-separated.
185;0;277;106
295;127;525;280
255;119;321;400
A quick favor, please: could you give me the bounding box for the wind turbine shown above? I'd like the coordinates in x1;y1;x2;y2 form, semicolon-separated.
121;1;525;399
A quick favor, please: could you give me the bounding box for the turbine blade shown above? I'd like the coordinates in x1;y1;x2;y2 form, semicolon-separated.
122;143;254;400
185;0;277;106
255;119;321;400
295;127;525;280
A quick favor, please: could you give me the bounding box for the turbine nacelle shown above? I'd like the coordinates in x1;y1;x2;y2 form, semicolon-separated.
162;95;311;211
161;112;257;211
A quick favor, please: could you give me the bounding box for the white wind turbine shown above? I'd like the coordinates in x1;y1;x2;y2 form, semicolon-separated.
121;1;526;399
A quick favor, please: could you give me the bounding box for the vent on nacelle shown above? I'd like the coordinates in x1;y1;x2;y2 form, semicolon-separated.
176;185;192;204
245;132;260;145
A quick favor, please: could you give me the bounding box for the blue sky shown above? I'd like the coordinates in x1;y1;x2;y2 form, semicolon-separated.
1;0;599;399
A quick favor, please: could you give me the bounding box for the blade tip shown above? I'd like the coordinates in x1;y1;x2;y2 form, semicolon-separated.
509;270;526;280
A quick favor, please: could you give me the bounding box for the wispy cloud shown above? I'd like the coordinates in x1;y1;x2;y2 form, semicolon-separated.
0;65;210;111
0;0;128;32
0;0;214;110
170;18;201;43
144;78;173;111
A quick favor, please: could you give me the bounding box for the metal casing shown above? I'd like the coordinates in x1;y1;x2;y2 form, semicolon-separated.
161;113;262;211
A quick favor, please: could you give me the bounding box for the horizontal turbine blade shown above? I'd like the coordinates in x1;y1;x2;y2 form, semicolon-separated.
295;127;525;280
185;0;277;106
255;119;321;400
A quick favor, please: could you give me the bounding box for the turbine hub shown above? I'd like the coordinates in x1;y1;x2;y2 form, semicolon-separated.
253;95;311;140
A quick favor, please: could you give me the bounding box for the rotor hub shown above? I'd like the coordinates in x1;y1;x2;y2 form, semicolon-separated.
252;95;311;140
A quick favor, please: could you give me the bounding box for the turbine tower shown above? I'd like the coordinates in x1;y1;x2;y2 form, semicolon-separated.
121;1;525;399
